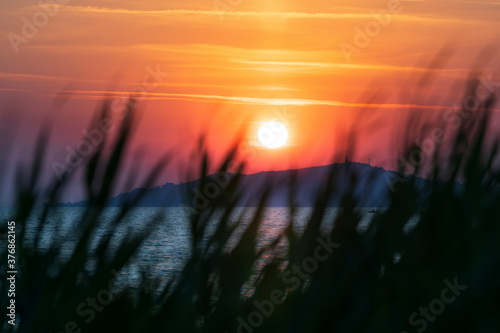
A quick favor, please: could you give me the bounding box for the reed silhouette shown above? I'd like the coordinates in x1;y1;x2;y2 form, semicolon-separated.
1;64;500;333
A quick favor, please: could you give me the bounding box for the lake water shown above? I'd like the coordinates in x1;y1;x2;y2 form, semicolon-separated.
0;207;384;290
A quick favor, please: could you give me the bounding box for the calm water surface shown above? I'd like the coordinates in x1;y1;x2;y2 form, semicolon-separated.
1;207;395;289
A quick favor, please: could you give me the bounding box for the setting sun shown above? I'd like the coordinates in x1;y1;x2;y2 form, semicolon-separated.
258;121;289;149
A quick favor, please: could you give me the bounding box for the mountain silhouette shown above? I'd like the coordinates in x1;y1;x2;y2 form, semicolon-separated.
59;162;444;208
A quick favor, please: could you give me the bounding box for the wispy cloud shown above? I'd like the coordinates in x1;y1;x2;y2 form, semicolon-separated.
230;60;468;74
48;89;488;112
0;72;111;84
456;1;500;5
29;5;478;24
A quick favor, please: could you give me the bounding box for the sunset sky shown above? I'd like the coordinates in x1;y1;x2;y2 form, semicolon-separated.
1;0;500;201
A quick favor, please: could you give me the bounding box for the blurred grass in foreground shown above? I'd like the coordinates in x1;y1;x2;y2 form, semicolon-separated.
1;69;500;333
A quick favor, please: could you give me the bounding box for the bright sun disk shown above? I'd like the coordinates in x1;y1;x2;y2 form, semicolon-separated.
258;121;288;149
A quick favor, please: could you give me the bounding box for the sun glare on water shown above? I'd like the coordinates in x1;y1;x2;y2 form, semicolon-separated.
258;121;288;149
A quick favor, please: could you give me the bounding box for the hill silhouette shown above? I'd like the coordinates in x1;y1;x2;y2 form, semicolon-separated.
59;161;445;208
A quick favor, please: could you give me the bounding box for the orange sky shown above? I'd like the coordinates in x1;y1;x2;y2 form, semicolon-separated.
1;0;500;197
